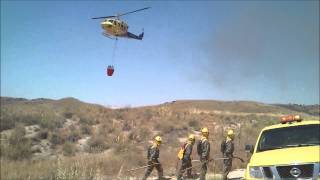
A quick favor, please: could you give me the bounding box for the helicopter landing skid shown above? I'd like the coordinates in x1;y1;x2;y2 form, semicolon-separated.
102;32;117;40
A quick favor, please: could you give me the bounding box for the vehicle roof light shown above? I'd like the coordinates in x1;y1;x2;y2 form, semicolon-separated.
280;115;302;124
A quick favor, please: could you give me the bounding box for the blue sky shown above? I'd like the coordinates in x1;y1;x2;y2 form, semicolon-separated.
1;1;319;106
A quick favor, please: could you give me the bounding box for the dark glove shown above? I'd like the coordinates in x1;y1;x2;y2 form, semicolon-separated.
183;156;190;161
151;159;158;164
200;157;207;161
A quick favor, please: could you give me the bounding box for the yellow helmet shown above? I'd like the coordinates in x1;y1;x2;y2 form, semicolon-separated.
201;127;209;133
154;136;162;143
227;129;234;136
188;134;195;141
227;129;234;139
201;127;209;137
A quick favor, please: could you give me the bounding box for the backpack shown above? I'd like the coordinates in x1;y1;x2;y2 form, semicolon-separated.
197;140;202;156
220;139;226;153
177;143;187;160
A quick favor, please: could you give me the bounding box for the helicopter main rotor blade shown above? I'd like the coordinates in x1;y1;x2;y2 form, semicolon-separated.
91;7;150;19
91;16;116;19
116;7;151;17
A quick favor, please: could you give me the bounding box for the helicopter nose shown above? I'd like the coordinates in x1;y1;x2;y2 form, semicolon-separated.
101;21;112;25
101;22;112;28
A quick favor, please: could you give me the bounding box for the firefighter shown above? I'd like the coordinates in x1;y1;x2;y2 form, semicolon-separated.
197;127;210;180
222;129;235;180
177;134;195;179
142;136;164;180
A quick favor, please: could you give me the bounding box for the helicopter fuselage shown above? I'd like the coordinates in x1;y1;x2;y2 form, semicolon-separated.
101;18;128;37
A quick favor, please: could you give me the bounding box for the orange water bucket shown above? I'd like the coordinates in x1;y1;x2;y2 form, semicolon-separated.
107;66;114;76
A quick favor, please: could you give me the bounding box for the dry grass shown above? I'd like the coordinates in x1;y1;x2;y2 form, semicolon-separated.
1;158;57;179
1;152;133;180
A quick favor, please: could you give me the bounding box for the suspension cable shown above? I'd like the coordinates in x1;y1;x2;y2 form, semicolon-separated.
111;38;118;66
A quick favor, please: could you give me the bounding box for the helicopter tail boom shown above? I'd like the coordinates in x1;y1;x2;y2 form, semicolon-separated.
127;31;144;40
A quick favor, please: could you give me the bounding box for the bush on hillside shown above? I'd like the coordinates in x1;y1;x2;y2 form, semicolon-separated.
156;122;175;133
0;111;16;130
2;125;32;160
122;121;131;131
139;127;151;141
37;129;49;139
62;142;76;156
49;132;65;145
188;119;200;130
114;111;123;120
39;118;64;130
98;122;117;136
3;140;32;160
79;116;95;125
0;112;41;131
155;118;187;133
63;112;73;119
144;109;153;120
66;126;81;142
86;135;109;153
80;124;92;135
8;124;26;145
114;143;132;155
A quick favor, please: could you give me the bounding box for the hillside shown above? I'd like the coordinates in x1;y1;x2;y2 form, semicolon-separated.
1;97;319;179
273;103;320;116
1;97;112;131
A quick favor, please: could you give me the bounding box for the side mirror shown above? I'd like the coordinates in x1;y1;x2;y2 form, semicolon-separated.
245;144;254;154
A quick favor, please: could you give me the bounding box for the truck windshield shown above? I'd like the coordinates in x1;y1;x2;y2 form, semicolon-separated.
257;124;320;152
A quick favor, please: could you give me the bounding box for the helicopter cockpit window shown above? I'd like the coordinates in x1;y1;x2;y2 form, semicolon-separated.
109;20;114;23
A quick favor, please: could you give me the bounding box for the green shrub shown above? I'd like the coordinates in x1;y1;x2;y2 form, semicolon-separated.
79;116;94;125
20;114;42;125
37;129;48;139
122;121;131;131
62;142;76;156
139;127;151;140
80;124;92;135
64;112;73;119
39;118;63;130
7;140;32;160
87;135;104;147
0;111;15;130
67;127;81;142
3;125;32;160
114;111;123;119
156;121;176;133
188;119;200;130
86;135;109;153
8;124;26;145
114;143;131;155
99;123;116;135
144;109;153;120
49;132;64;145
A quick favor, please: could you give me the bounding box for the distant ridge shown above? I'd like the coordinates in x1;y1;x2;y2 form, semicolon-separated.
274;103;320;116
1;96;319;116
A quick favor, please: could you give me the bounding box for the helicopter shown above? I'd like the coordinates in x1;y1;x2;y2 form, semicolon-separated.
92;7;150;40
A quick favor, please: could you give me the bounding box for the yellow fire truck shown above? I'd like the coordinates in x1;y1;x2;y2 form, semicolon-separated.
244;115;320;179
